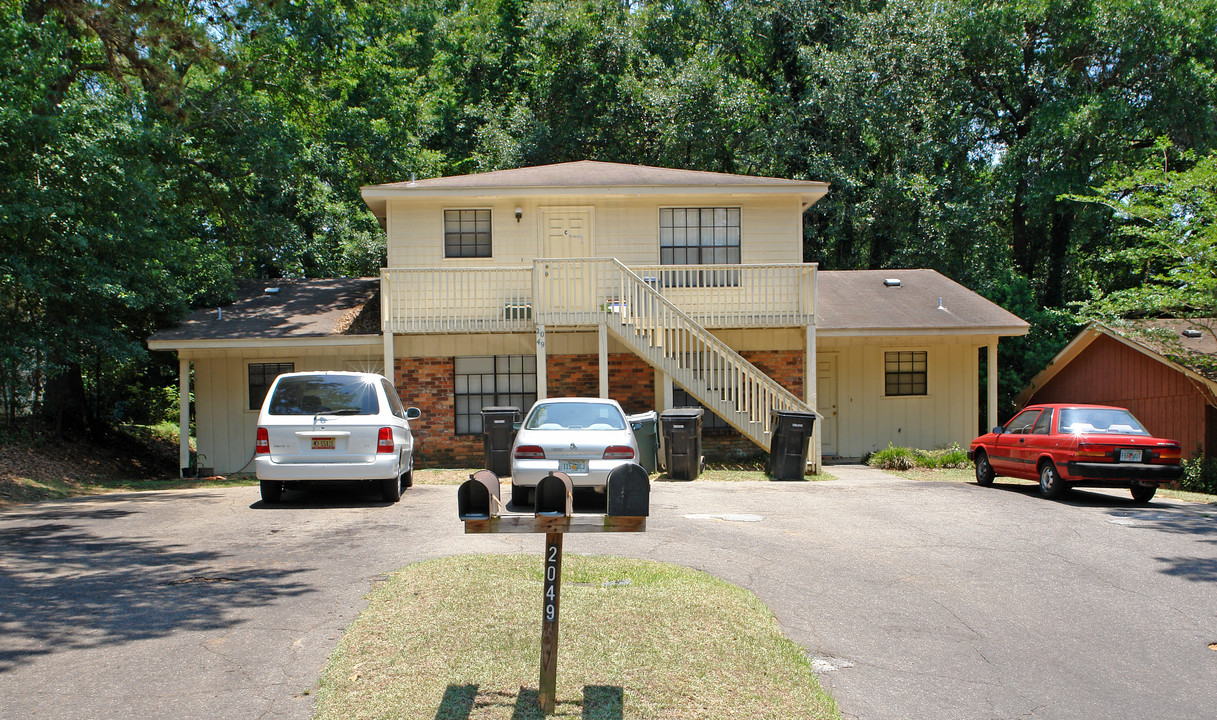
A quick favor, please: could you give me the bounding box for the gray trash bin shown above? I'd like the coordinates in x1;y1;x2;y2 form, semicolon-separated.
767;409;816;480
627;410;659;474
481;406;520;476
660;408;703;480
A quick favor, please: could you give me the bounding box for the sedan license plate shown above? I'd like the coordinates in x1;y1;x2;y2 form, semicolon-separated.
1118;449;1143;463
558;459;588;474
311;437;336;450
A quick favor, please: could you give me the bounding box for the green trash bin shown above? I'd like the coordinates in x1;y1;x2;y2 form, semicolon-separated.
627;411;659;474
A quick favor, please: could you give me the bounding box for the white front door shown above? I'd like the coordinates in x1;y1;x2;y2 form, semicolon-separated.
817;354;838;457
542;209;592;257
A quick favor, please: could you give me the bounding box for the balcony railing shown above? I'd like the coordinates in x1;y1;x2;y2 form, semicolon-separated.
381;261;815;334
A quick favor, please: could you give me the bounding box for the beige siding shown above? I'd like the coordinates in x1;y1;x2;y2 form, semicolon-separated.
385;194;804;268
820;335;981;458
184;345;383;474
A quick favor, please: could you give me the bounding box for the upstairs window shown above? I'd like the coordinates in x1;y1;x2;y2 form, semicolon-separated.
884;351;927;397
444;209;492;258
659;207;741;265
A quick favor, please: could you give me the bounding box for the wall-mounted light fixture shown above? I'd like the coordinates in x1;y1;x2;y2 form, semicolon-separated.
515;206;523;222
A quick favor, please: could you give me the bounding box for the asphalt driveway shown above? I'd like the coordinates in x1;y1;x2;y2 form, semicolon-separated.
1;466;1214;719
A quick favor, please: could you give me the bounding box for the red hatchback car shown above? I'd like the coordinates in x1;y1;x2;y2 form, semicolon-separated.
968;404;1183;502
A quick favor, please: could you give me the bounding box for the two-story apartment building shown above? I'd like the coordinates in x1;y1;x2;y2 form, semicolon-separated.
149;161;1028;476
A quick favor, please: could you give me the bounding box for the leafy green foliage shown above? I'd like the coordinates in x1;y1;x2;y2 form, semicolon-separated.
3;0;1217;433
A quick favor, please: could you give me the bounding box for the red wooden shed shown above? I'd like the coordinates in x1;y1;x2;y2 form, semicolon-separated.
1017;319;1217;459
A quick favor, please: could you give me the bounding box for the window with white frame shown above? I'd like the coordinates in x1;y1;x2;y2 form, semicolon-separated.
659;207;741;286
444;209;492;258
454;355;537;435
884;351;927;396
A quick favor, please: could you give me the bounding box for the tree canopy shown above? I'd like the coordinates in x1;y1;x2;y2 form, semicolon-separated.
3;0;1216;429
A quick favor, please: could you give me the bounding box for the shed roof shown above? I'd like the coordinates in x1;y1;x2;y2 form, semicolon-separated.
816;269;1029;336
1015;318;1217;406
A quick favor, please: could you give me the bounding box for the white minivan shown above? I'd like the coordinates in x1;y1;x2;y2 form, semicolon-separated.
254;371;420;504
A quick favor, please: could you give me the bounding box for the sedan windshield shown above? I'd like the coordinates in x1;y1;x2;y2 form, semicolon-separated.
1058;407;1148;435
268;376;380;416
524;403;626;430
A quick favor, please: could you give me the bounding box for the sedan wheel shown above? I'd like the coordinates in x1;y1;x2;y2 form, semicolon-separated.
1038;462;1066;499
974;452;995;486
1130;483;1157;503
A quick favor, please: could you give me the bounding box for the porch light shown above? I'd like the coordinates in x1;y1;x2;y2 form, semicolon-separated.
515;206;523;222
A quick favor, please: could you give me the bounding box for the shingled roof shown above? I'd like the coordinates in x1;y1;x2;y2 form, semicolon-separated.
816;269;1029;335
147;278;380;348
360;161;829;218
148;270;1026;349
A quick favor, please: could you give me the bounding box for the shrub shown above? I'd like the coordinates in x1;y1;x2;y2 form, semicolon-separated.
867;444;917;470
1179;456;1217;495
867;443;969;471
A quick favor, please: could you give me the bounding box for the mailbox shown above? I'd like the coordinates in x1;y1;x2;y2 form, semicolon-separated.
606;463;650;517
458;470;503;520
535;471;573;517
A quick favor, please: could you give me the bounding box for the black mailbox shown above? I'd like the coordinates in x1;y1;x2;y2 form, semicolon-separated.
606;463;650;517
535;471;573;517
458;470;503;520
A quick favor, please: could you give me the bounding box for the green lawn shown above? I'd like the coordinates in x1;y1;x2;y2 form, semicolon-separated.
312;554;841;720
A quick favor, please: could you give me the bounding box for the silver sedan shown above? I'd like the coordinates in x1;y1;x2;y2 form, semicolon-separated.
509;397;639;506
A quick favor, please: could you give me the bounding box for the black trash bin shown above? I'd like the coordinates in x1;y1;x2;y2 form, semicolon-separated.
481;406;520;477
660;408;703;480
767;409;816;480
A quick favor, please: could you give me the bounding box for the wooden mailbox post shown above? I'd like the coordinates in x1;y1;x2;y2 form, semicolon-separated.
459;465;649;714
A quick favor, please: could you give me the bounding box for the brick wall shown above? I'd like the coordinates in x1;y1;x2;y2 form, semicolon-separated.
393;348;803;467
394;356;482;466
698;350;805;461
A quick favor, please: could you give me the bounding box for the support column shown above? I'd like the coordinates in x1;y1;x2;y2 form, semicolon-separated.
987;342;999;430
383;330;395;383
806;325;819;473
598;323;608;399
536;324;548;400
179;357;190;478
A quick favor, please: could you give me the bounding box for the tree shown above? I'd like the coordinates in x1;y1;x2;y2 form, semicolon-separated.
1071;140;1217;320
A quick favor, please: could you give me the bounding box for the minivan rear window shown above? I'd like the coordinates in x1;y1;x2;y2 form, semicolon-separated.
267;375;380;416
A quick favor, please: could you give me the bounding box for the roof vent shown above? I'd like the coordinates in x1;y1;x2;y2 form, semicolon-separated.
937;297;947;311
264;287;280;295
884;278;901;287
1182;329;1203;339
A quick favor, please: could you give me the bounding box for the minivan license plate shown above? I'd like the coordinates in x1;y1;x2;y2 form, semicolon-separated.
1118;449;1142;462
559;459;588;474
312;437;336;450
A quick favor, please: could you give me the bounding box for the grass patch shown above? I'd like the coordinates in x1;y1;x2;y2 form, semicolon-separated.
313;554;839;720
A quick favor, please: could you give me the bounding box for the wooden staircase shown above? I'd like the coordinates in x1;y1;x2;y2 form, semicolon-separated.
537;259;816;450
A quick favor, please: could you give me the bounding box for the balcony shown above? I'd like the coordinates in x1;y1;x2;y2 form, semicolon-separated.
381;260;816;335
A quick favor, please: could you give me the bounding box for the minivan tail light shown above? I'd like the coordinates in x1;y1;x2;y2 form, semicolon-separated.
256;427;269;454
603;445;635;460
514;445;546;460
377;427;395;453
